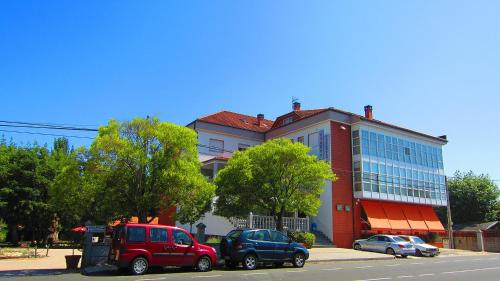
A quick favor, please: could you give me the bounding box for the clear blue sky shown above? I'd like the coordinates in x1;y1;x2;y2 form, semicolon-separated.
1;1;499;180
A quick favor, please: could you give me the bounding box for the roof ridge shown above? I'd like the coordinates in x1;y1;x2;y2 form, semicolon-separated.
199;110;273;122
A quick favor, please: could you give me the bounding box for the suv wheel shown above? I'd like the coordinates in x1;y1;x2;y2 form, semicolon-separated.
293;252;305;268
197;256;212;272
130;257;148;275
243;254;258;270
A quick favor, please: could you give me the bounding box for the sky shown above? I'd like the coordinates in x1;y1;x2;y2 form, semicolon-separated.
1;1;499;180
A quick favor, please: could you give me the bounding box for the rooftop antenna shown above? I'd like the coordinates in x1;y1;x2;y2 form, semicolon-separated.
292;96;299;104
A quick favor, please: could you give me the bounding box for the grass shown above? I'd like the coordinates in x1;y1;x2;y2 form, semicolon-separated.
0;247;46;258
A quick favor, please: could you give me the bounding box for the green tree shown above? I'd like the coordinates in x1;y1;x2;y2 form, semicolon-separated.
0;144;54;243
448;171;500;224
214;138;335;231
88;117;215;224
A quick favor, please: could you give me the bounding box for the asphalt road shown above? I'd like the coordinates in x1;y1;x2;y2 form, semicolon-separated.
2;253;500;281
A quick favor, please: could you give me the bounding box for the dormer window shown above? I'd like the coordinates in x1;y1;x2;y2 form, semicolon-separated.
282;117;293;125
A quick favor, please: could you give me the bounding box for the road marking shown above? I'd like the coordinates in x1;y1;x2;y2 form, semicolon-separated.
384;264;400;267
454;259;464;262
242;272;268;276
419;273;434;277
136;278;167;281
411;262;423;265
359;278;392;281
441;266;500;274
321;268;343;271
488;258;498;260
472;258;481;261
355;265;374;269
434;261;447;263
286;269;308;273
192;275;222;279
397;276;414;278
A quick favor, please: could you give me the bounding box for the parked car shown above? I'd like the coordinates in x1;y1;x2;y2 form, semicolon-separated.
398;235;440;257
352;235;415;258
220;229;309;270
109;223;217;275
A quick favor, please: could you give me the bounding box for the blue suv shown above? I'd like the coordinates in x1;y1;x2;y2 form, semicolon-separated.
220;229;309;270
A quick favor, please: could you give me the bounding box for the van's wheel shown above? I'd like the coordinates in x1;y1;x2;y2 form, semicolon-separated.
293;252;305;268
385;248;396;256
130;257;148;275
243;254;258;270
353;243;361;250
196;256;212;272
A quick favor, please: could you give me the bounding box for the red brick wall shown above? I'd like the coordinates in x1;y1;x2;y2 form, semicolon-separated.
330;121;355;248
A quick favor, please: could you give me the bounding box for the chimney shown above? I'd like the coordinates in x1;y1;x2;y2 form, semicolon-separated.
257;113;264;126
293;102;301;111
364;105;373;119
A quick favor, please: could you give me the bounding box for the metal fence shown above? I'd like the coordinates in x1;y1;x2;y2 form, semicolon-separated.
230;213;309;232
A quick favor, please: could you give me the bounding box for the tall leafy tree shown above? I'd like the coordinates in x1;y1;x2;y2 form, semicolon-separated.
88;117;215;224
448;171;500;224
215;138;335;231
0;144;54;243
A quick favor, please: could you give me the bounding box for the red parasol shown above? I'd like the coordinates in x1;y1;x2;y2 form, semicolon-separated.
71;226;87;233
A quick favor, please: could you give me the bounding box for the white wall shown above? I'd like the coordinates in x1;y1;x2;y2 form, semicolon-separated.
197;129;263;156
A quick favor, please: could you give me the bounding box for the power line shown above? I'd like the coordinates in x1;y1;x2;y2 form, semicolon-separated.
0;129;95;140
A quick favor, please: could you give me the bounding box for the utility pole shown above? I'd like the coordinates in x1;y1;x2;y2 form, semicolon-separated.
445;176;454;249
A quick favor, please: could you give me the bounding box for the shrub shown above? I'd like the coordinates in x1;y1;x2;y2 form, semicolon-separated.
205;236;222;244
288;231;315;248
0;220;7;243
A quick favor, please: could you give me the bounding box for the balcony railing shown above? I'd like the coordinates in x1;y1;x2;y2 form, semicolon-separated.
230;213;310;232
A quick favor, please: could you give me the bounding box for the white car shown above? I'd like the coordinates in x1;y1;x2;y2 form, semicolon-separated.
398;235;440;257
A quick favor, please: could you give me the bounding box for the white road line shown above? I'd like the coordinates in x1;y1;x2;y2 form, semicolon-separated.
191;275;222;279
397;276;414;278
384;264;400;267
286;270;308;273
434;261;447;264
355;265;374;269
320;268;343;271
411;262;423;265
419;273;434;277
136;278;167;281
361;278;392;281
454;259;464;262
488;258;498;260
441;266;500;274
472;258;481;261
242;272;268;276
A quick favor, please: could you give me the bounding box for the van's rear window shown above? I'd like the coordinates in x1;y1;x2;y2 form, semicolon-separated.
127;227;146;242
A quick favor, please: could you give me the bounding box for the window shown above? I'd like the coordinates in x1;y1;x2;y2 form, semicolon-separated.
271;231;289;243
252;230;270;241
361;130;370;155
308;132;320;156
352;130;360;155
369;132;377;157
404;147;410;156
149;228;168;243
336;204;343;211
282;117;293;125
297;136;304;144
345;205;351;211
127;227;146;243
172;229;193;245
238;143;250;151
209;139;224;153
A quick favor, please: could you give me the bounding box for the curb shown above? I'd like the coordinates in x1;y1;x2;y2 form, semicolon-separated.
308;256;396;262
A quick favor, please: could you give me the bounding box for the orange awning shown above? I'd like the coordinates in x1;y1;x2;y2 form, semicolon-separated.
401;204;429;232
382;203;412;232
361;201;391;231
418;206;446;232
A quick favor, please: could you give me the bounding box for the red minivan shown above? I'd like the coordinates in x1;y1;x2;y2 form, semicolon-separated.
109;223;217;275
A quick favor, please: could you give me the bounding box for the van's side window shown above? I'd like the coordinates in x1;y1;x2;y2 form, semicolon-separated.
173;230;192;245
127;227;146;243
150;228;169;243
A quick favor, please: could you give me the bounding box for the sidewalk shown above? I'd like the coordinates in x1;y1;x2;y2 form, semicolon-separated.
0;249;79;271
308;247;394;262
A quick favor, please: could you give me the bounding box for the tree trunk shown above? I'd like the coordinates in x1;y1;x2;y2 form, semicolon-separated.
276;209;286;231
138;211;148;224
8;224;19;244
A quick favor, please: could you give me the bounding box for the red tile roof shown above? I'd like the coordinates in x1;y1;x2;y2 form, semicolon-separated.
197;110;274;133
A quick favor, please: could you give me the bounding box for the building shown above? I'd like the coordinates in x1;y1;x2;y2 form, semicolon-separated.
179;102;447;248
